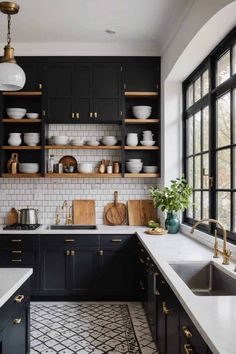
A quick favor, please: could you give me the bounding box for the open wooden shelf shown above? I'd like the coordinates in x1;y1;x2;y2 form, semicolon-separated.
124;91;158;98
2;146;42;150
125;118;160;124
45;173;122;178
124;173;160;178
2;91;42;97
1;118;42;123
124;146;159;150
45;145;122;150
2;173;42;178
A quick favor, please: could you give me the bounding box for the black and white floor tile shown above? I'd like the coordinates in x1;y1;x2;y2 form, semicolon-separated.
30;302;158;354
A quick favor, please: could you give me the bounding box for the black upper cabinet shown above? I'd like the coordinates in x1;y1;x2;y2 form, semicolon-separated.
18;61;43;92
45;63;74;123
73;63;92;123
124;62;159;92
93;64;122;122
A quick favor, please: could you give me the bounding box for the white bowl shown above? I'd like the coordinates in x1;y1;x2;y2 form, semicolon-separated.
78;163;93;173
26;113;39;119
24;138;40;146
143;166;158;173
23;132;40;137
126;166;143;173
86;140;100;146
70;139;84;146
140;140;156;146
128;159;142;163
7;108;27;119
52;136;69;145
18;163;39;173
132;106;152;119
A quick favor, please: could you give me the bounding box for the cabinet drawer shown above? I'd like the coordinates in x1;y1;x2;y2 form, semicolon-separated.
0;279;30;332
0;250;36;265
41;234;99;248
0;235;39;249
100;234;134;248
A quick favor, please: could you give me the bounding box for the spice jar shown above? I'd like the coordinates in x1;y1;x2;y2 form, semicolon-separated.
113;161;120;174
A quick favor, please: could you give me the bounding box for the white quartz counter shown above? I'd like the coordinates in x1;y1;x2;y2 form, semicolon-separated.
0;268;33;308
0;225;236;353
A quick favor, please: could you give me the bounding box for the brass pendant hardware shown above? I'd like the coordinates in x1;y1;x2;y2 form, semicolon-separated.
182;326;192;338
13;318;21;325
71;250;75;256
94;112;98;118
39;83;42;90
184;344;193;353
89;112;93;118
76;112;80;119
0;2;19;15
14;294;24;303
64;239;75;243
66;250;70;256
71;112;75;119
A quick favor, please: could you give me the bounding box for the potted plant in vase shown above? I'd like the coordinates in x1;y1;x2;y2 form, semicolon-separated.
150;177;192;234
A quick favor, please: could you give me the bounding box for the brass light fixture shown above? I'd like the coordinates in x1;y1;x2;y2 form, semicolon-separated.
0;1;25;90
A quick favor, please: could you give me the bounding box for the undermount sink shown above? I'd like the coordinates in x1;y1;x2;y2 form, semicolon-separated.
47;225;97;230
169;261;236;296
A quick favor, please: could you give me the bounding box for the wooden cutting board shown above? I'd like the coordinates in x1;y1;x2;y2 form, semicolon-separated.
72;200;96;225
104;191;126;225
7;208;18;225
127;200;157;226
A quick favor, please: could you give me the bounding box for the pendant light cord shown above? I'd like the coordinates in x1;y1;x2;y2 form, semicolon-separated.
7;14;11;45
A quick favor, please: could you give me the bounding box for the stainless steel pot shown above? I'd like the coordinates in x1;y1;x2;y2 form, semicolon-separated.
19;207;39;225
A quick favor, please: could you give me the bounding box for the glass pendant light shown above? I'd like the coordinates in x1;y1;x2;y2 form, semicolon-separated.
0;2;25;91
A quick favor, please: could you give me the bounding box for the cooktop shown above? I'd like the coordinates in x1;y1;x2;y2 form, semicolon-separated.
3;223;41;230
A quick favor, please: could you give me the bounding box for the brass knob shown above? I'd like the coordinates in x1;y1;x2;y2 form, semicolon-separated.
162;302;170;315
89;112;93;118
99;250;104;256
71;250;75;256
14;295;24;303
94;112;98;118
71;112;75;119
66;250;70;256
39;83;42;90
184;344;193;353
182;326;193;338
76;112;80;119
13;318;22;325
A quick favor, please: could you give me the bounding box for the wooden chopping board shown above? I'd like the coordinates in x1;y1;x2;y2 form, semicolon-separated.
127;200;157;226
72;200;96;225
104;191;126;225
7;208;18;225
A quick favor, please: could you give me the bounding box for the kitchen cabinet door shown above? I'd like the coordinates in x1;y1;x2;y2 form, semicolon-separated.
93;63;122;123
124;62;159;92
17;61;43;92
74;63;92;123
71;248;98;294
2;304;30;354
147;263;158;340
40;248;70;295
45;63;74;123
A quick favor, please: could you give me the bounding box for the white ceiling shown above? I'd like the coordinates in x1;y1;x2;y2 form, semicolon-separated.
0;0;192;51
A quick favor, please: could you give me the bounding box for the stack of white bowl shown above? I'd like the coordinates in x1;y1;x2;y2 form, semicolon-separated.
70;138;84;146
86;139;100;146
51;135;69;145
7;108;26;119
101;136;117;146
19;163;39;173
23;133;40;146
126;159;143;173
132;106;152;119
141;130;156;146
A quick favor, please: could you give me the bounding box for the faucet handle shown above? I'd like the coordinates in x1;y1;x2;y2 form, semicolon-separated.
223;249;232;265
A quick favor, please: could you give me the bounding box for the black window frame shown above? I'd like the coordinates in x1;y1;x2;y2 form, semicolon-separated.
183;26;236;243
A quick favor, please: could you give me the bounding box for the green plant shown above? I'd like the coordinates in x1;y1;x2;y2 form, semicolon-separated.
150;177;192;213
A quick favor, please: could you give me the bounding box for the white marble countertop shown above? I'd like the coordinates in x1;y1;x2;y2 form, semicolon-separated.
0;268;33;308
0;224;236;353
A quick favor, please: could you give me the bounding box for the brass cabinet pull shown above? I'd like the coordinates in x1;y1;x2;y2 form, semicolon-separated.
71;250;75;256
94;112;98;118
182;326;193;338
99;250;104;256
162;302;170;315
154;289;160;296
111;239;122;243
12;250;22;254
139;280;145;291
71;112;75;119
11;239;22;243
14;295;24;303
153;272;159;295
184;344;193;353
139;257;145;264
13;318;22;325
89;112;93;118
76;112;80;119
64;239;75;243
42;110;46;117
66;250;70;256
39;83;42;90
11;259;22;262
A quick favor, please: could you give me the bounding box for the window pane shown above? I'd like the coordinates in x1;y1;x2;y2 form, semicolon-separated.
234;89;236;144
217;149;231;189
217;92;231;148
194;77;201;102
202;153;209;189
202;70;209;96
186;194;193;219
186;116;193;156
194;111;201;154
186;84;193;108
194;156;201;189
233;193;236;232
202;106;209;151
194;192;201;220
217;192;230;230
233;44;236;75
216;51;230;86
203;192;209;219
187;157;193;188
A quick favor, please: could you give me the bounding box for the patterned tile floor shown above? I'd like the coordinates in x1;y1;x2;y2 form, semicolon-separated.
30;302;158;354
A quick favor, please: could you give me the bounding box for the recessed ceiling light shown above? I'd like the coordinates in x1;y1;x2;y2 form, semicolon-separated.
105;29;116;35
